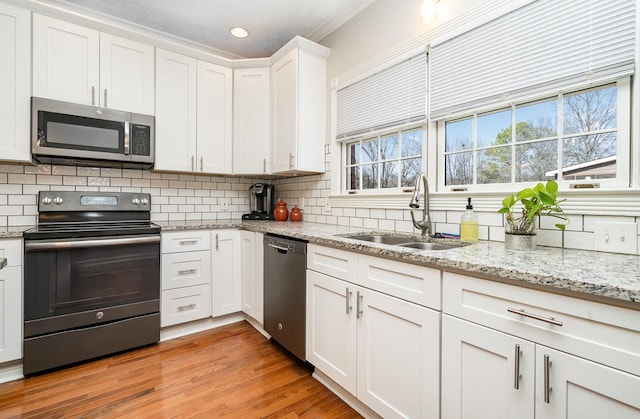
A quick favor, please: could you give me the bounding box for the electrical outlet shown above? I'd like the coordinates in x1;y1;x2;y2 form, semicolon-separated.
593;222;638;255
324;199;331;213
219;198;230;212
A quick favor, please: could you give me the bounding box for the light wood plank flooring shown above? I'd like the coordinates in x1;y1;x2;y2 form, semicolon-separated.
0;321;361;418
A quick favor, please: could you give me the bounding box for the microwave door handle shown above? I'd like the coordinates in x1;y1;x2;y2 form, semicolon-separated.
124;122;130;155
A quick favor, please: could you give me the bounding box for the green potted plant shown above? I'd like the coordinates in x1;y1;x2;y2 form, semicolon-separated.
498;180;569;250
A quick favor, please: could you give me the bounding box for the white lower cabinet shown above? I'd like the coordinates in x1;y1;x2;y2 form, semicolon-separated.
240;231;264;323
0;239;22;363
211;230;241;317
160;231;211;327
441;272;640;419
306;245;440;419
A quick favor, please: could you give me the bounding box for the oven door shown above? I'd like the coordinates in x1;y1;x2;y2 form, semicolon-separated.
24;235;160;337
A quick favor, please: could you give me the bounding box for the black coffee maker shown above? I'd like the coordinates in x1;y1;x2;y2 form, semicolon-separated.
242;183;275;220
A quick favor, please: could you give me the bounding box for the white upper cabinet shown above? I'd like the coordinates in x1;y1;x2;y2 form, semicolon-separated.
0;3;30;163
271;38;330;175
233;67;271;175
33;14;154;114
155;49;233;174
99;33;155;114
197;61;233;174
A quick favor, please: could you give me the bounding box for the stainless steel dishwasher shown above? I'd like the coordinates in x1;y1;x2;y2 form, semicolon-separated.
263;234;307;361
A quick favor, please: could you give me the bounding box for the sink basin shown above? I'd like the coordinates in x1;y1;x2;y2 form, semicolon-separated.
396;242;460;251
343;234;415;245
340;233;469;251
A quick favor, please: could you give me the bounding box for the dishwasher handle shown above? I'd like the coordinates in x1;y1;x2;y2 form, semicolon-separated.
267;242;290;253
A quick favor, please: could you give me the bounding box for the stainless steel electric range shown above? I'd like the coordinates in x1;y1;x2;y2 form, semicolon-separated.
22;191;161;376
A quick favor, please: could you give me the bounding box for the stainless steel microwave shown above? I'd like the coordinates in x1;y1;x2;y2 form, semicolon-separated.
31;97;155;168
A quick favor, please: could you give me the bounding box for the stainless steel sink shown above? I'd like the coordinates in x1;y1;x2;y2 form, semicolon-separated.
340;233;469;251
396;242;460;251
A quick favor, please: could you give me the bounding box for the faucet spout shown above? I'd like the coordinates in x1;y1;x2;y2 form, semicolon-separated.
409;173;432;236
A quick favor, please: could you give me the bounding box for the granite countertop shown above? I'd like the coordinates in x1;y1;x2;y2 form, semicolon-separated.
5;220;639;308
160;219;640;308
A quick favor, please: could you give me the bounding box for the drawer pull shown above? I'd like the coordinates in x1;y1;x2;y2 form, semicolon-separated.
178;240;198;245
345;287;353;314
178;268;197;275
514;344;521;389
177;303;196;311
543;354;552;403
507;308;563;326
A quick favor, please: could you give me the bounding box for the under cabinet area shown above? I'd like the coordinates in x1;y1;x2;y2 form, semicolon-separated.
160;231;212;327
441;272;640;419
32;14;154;114
0;239;22;364
306;244;440;419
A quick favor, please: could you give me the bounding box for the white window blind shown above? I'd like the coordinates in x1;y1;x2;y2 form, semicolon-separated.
430;0;636;120
336;53;427;140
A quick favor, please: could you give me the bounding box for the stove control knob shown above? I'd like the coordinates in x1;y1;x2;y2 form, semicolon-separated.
132;197;140;205
41;196;52;205
53;196;63;205
140;198;149;205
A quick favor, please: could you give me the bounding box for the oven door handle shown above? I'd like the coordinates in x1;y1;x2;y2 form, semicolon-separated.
25;235;160;251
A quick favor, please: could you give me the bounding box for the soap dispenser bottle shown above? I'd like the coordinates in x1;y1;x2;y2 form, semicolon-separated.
460;197;478;242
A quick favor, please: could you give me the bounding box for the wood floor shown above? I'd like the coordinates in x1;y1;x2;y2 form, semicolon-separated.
0;321;361;418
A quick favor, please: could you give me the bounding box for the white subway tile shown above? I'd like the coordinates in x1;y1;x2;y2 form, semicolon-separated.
8;174;36;184
564;231;594;251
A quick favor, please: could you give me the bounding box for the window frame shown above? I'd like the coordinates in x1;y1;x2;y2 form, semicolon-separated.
436;77;631;193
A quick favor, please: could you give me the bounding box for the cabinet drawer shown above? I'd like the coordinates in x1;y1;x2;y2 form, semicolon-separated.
0;239;22;267
307;244;358;282
161;250;211;290
443;271;640;376
358;254;441;309
161;231;210;253
161;284;211;327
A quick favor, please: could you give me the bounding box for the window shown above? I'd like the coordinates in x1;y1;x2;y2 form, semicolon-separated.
442;80;628;189
336;53;427;194
345;126;423;192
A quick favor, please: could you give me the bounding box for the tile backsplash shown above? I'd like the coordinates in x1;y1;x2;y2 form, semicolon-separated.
1;159;639;254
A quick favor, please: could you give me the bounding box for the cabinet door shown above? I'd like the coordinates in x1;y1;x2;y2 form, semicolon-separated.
33;14;99;105
441;315;534;419
240;231;256;318
306;270;357;395
0;266;22;363
357;288;441;419
271;48;298;173
536;346;640;419
211;230;241;316
0;4;30;163
196;61;233;174
99;33;154;114
155;49;197;172
233;67;271;175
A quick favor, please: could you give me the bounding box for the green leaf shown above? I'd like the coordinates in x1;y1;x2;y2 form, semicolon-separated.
538;191;555;206
502;195;515;208
546;180;558;194
517;188;535;199
555;223;566;231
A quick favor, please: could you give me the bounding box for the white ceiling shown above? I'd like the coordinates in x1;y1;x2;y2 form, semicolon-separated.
46;0;377;58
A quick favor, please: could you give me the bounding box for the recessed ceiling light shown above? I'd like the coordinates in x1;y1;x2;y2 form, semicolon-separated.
229;26;249;38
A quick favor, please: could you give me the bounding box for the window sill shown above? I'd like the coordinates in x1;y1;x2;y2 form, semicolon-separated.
329;188;640;217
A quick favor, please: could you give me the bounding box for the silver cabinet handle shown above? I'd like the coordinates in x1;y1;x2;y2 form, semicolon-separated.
104;89;108;108
191;156;195;171
91;86;96;106
289;152;294;169
514;344;521;389
178;268;197;275
543;354;551;403
200;156;203;171
215;233;219;251
178;240;198;245
356;291;364;319
263;158;267;173
507;308;563;326
177;303;196;311
345;287;353;314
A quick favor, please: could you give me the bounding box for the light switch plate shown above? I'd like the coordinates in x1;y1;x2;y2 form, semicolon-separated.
593;222;638;254
219;198;230;212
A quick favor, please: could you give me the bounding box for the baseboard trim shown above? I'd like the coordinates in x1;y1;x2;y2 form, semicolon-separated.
159;313;245;342
0;360;23;384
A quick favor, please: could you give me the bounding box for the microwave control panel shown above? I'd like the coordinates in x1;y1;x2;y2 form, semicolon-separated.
130;124;151;156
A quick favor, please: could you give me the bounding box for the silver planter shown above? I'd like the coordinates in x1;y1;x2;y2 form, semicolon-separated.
504;233;537;251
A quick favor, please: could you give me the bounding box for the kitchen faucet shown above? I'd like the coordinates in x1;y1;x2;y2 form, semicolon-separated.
409;172;432;236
